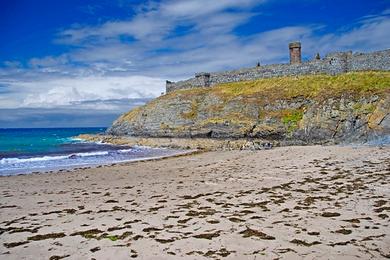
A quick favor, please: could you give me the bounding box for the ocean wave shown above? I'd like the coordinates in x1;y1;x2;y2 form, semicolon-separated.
0;150;123;165
66;137;106;145
118;149;134;153
1;155;69;164
75;151;110;157
64;137;86;143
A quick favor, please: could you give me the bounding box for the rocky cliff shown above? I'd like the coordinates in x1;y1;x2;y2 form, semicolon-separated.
108;72;390;145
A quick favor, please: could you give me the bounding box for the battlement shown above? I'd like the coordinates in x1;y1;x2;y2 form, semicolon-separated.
166;42;390;93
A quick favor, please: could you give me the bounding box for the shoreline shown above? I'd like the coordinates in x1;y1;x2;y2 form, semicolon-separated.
76;133;390;151
1;145;389;259
76;134;288;151
0;148;199;177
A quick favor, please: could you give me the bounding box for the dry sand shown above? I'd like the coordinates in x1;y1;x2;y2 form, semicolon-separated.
0;145;389;259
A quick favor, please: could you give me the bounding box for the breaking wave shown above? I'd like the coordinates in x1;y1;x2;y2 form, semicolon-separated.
0;145;189;176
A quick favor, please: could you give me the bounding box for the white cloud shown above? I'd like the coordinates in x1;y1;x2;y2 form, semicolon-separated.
0;75;165;109
0;0;389;127
161;0;260;18
330;15;390;51
53;1;390;79
58;0;262;44
29;55;69;68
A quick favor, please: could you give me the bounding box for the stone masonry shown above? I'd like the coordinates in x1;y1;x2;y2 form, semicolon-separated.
289;42;302;64
166;42;390;93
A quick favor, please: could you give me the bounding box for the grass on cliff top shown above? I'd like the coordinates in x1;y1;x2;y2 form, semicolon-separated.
117;106;142;122
118;71;389;123
171;71;390;102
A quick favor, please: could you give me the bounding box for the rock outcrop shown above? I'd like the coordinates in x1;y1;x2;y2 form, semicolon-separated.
108;72;390;145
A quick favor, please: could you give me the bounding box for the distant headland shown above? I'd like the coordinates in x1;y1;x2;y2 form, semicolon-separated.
166;42;390;93
99;42;390;148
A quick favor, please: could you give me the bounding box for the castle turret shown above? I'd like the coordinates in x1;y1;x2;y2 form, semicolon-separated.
289;42;302;64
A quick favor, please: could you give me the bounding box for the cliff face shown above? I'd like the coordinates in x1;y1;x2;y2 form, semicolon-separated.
108;72;390;145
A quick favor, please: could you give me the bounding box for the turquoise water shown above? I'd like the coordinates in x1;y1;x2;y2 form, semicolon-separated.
0;128;105;157
0;128;185;176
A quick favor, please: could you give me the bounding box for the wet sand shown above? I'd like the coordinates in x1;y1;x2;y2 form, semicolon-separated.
0;145;389;259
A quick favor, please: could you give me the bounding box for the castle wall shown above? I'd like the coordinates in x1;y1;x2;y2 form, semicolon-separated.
349;50;390;71
166;49;390;93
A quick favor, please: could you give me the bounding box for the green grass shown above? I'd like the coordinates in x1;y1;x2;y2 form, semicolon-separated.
353;103;376;114
118;106;142;122
105;235;118;241
215;71;390;101
116;71;390;130
168;71;390;103
281;109;304;132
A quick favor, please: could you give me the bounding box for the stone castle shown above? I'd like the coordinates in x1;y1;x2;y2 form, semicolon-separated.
166;42;390;93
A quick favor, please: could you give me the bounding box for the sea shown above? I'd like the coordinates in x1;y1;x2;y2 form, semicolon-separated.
0;128;185;176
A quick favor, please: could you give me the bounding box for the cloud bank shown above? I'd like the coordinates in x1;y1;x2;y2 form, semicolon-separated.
0;1;389;127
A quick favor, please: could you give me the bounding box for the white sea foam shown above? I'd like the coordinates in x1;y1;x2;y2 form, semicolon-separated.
0;146;190;176
0;150;115;165
0;155;69;164
74;151;110;157
66;137;86;142
118;149;134;153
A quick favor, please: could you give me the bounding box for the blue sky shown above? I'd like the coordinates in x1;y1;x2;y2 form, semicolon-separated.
0;0;389;128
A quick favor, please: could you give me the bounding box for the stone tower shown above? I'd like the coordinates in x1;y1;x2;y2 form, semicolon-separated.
289;42;302;64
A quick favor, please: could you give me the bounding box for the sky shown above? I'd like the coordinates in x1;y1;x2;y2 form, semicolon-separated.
0;0;389;128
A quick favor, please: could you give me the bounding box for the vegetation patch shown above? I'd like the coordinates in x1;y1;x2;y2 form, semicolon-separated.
290;239;321;246
63;208;77;214
70;229;104;239
142;227;163;233
186;209;217;217
3;241;29;248
181;193;213;199
213;71;390;102
343;218;360;223
28;232;66;241
118;107;142;122
204;248;234;257
181;99;199;120
103;235;118;241
281;109;304;132
335;229;352;235
353;103;376;114
49;255;70;260
113;71;390;139
105;200;119;203
1;226;39;234
158;72;390;119
107;225;132;232
228;217;245;223
239;227;275;240
155;238;176;244
199;115;254;128
321;212;341;217
0;205;18;209
373;206;390;213
90;247;101;253
193;231;220;240
374;200;387;207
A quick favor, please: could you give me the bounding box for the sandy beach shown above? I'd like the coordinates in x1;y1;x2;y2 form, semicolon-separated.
0;145;389;259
